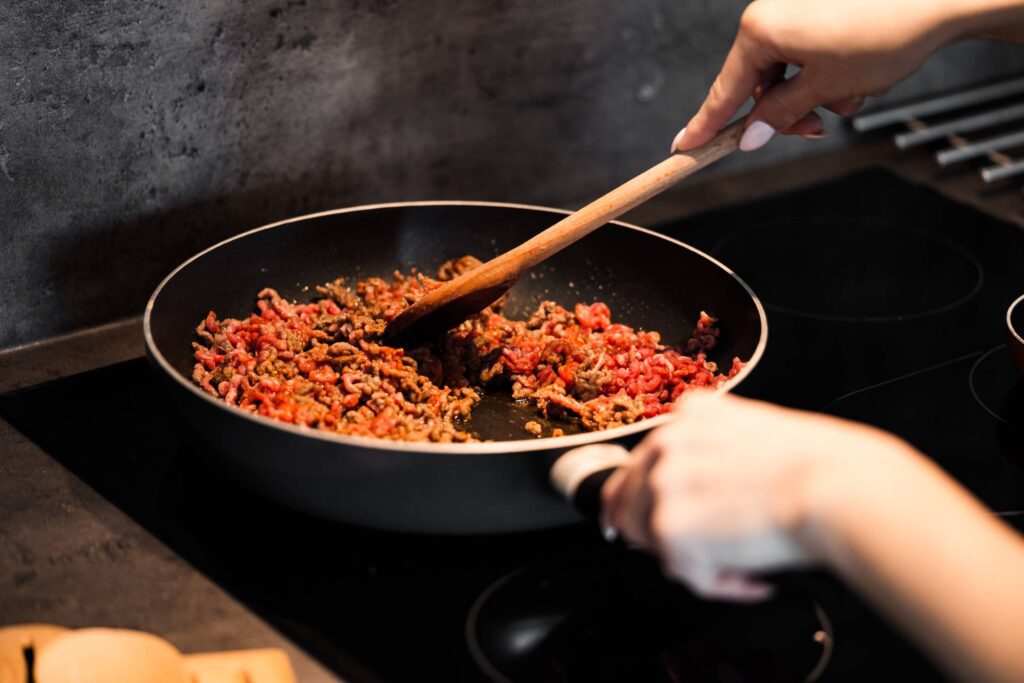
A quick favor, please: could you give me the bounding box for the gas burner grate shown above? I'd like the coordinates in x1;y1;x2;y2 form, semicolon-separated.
853;75;1024;192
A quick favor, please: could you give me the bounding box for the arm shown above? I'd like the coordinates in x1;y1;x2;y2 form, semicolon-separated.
807;437;1024;683
673;0;1024;153
954;0;1024;43
600;392;1024;683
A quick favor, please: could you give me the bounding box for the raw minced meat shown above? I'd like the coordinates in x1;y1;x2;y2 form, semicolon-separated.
191;256;744;442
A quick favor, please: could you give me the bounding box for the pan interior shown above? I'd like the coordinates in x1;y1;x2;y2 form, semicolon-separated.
147;203;764;442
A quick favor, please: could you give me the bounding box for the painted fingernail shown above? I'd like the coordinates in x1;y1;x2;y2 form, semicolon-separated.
739;120;776;152
670;126;687;154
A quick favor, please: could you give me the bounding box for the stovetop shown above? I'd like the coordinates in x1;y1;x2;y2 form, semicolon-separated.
2;169;1023;682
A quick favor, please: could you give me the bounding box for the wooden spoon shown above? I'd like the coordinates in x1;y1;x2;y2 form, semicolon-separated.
384;119;745;341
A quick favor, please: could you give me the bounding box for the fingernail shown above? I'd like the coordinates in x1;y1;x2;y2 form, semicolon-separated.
601;523;619;543
803;120;826;139
670;126;687;154
739;121;775;152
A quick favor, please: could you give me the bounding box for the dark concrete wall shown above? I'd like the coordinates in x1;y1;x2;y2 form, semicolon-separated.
3;0;1023;348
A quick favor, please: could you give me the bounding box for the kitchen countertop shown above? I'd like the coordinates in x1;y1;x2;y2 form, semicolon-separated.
0;318;341;682
1;132;1020;682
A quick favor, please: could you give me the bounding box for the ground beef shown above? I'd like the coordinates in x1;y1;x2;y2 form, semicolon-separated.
191;257;744;442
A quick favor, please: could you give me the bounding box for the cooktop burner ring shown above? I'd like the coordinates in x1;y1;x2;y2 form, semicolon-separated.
710;216;984;323
466;549;834;683
969;345;1024;425
972;347;1010;424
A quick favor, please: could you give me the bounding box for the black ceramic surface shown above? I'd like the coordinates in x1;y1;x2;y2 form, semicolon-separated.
5;170;1024;682
0;359;838;683
712;216;983;322
468;549;832;683
144;202;766;533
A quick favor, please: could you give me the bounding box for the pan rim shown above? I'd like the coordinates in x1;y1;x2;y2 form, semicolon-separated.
143;200;768;455
1009;293;1024;345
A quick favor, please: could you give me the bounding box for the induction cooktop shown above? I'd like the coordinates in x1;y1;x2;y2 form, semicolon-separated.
2;169;1023;682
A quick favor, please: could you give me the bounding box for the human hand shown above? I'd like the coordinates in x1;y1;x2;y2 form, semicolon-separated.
672;0;974;153
601;390;916;601
593;389;1024;683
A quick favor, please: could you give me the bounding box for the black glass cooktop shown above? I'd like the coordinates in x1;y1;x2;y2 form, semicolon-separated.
3;169;1024;682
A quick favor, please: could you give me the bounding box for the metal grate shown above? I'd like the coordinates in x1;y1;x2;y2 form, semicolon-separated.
852;76;1024;193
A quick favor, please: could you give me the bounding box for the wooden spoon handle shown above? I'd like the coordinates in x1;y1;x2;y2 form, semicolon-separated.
493;119;745;272
383;120;746;339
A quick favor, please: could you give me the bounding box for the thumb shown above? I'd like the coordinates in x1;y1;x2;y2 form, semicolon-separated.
741;73;823;152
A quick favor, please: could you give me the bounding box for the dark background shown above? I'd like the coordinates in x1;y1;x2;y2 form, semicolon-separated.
3;0;1024;349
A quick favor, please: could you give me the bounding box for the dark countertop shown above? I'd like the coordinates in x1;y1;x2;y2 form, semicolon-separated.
1;134;1020;682
0;318;340;682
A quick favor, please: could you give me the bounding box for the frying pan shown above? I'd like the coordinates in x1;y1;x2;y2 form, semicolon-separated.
144;202;767;534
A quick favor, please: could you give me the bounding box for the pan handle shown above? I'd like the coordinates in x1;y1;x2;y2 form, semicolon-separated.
552;445;826;598
550;444;631;521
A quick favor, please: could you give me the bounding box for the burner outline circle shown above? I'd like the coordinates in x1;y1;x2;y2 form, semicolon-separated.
969;345;1012;425
465;556;834;683
711;217;985;323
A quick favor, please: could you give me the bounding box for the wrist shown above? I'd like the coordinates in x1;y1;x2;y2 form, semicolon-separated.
793;426;923;567
936;0;1024;42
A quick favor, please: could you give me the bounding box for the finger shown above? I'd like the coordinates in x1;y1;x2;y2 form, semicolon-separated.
752;63;787;102
607;439;664;547
741;72;825;151
823;96;865;117
755;68;828;140
602;432;657;530
782;111;825;138
695;570;776;603
667;554;776;602
610;453;661;547
672;38;767;153
675;561;719;597
600;467;627;532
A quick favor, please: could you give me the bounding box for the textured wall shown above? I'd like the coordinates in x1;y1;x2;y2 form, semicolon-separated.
3;0;1024;348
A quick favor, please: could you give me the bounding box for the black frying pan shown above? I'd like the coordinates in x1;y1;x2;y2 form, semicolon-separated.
144;202;766;534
